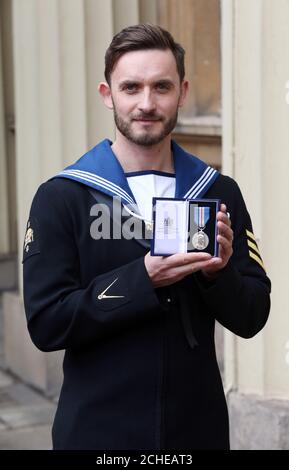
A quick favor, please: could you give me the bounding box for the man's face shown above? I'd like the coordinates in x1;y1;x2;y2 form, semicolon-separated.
102;49;188;146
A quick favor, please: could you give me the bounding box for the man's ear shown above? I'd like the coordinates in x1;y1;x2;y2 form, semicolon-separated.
98;82;113;109
178;80;189;108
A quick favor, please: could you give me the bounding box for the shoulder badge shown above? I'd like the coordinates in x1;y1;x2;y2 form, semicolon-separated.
22;218;40;262
24;223;34;253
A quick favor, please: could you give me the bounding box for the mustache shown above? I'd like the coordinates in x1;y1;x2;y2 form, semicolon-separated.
132;113;164;121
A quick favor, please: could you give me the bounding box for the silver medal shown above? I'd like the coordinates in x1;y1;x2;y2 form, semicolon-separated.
192;230;209;250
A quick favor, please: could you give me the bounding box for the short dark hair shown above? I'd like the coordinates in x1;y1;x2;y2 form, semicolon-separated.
104;23;185;85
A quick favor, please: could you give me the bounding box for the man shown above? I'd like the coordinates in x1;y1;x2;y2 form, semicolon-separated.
23;24;271;450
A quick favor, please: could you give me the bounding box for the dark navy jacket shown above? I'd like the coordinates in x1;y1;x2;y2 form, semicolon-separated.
23;140;271;450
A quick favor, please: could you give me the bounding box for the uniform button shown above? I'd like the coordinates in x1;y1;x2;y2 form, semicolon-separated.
166;297;171;303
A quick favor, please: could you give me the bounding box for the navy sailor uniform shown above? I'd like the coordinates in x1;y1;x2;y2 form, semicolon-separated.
23;139;271;450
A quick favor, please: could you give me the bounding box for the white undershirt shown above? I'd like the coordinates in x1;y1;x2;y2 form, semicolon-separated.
126;171;176;222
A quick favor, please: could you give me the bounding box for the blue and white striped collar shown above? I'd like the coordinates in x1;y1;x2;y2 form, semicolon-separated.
55;139;219;205
172;140;219;199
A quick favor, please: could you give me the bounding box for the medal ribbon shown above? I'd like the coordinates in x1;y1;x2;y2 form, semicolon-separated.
194;206;210;229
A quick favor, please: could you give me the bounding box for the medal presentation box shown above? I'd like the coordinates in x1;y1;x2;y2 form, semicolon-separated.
151;197;220;257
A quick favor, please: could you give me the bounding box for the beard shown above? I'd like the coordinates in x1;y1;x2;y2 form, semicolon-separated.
113;105;179;147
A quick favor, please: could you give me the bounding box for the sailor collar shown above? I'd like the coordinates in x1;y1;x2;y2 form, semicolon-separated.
56;139;219;206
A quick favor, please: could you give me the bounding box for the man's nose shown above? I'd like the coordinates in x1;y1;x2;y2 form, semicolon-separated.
138;89;156;113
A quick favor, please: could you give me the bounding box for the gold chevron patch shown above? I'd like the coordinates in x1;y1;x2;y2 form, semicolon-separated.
246;229;266;271
249;250;265;270
247;239;261;257
246;229;256;242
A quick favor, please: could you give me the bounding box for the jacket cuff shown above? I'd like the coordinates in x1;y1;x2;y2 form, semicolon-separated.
194;260;242;296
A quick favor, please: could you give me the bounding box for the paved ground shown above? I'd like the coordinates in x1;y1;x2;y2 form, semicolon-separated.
0;368;56;450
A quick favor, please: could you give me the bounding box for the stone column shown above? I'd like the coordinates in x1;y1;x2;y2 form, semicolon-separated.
3;0;119;396
84;0;140;149
4;0;142;397
0;18;9;255
84;0;115;148
222;0;289;449
113;0;139;34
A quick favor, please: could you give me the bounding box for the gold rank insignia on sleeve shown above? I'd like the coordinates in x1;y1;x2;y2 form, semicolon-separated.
246;229;266;271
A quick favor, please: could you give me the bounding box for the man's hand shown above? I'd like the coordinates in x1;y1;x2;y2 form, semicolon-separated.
201;203;233;279
144;203;234;287
144;251;214;288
